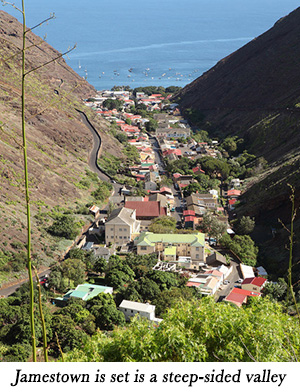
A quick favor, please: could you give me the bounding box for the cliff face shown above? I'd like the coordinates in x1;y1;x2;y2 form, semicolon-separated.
176;7;300;275
0;10;121;269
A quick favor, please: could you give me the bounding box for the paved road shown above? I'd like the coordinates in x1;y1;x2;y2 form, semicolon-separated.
76;109;111;182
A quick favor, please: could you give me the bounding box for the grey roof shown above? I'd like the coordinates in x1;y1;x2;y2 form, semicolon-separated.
148;193;168;207
119;300;155;313
106;207;137;226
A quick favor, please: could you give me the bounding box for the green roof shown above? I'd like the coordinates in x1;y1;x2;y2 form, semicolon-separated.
63;283;113;301
136;232;205;247
164;246;177;256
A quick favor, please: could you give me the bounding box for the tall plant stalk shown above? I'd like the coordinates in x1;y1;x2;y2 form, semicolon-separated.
287;186;300;325
21;0;36;362
1;0;77;361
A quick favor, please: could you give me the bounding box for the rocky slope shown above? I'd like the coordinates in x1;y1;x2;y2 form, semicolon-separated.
0;10;122;279
176;7;300;277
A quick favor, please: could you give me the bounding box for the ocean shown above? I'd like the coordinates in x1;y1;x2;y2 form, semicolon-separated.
3;0;300;90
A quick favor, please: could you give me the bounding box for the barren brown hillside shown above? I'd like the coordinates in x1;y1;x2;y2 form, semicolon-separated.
0;10;123;281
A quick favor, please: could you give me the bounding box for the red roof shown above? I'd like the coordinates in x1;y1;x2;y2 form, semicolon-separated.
173;173;181;179
225;287;260;307
187;282;202;288
228;199;237;205
160;187;172;194
242;277;267;287
163;149;182;156
183;210;196;216
227;189;241;197
192;166;205;174
124;201;166;218
184;216;196;222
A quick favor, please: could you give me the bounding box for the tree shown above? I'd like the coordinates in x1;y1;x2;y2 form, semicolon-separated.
234;216;255;235
131;278;161;302
153;286;201;317
64;297;300;362
197;213;227;243
183;182;205;197
105;263;135;289
145;118;158;132
220;234;258;266
60;258;86;287
149;216;177;233
262;278;287;301
103;98;123;110
47;213;80;239
50;314;88;356
94;257;107;274
221;136;237;154
115;132;127;144
87;293;125;330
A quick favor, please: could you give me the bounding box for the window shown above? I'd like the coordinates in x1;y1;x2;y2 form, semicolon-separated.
141;246;147;251
196;247;199;251
119;228;122;232
196;254;199;259
110;228;113;231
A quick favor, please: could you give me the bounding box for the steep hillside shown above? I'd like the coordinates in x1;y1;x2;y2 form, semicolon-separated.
0;10;122;283
176;7;300;277
177;6;300;161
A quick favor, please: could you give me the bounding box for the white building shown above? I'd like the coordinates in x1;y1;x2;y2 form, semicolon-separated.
119;300;161;322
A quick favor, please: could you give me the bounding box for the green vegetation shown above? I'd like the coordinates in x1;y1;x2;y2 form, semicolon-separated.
102;99;123;111
91;181;113;202
64;297;300;362
47;214;81;240
197;213;227;243
220;234;258;266
233;216;255;235
148;216;177;233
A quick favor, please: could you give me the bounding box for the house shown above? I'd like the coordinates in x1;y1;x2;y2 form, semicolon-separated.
93;245;115;261
184;193;217;216
226;189;242;198
89;205;100;219
206;252;228;266
256;266;268;277
192;166;205;175
148;193;169;209
124;201;167;220
239;264;255;280
156;127;191;139
183;215;197;230
135;232;205;268
118;300;161;322
159;187;173;197
241;277;267;293
105;207;141;246
144;171;160;191
225;287;260;307
55;283;113;304
187;266;230;296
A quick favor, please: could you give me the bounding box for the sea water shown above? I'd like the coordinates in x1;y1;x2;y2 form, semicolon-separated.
3;0;300;90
